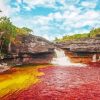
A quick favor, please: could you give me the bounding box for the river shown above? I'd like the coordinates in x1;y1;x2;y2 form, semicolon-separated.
0;49;100;100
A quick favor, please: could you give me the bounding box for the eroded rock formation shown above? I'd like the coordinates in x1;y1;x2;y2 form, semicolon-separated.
0;34;55;65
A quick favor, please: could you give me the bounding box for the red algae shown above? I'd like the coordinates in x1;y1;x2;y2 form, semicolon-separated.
1;63;100;100
88;62;100;67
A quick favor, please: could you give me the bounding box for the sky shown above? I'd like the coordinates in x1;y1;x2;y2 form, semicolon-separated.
0;0;100;40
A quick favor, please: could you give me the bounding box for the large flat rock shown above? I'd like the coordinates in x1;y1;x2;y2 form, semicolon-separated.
11;34;55;54
0;34;55;65
56;37;100;53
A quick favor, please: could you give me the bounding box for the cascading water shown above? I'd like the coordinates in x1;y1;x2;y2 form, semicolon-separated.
51;49;86;67
92;54;96;62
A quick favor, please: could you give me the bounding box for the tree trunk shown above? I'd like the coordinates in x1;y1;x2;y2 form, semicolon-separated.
8;42;11;53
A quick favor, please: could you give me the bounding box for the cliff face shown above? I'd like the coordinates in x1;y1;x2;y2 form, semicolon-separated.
1;34;55;65
56;37;100;63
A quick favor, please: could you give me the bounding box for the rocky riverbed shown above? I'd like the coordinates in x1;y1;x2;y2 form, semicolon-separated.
0;34;100;73
0;34;100;99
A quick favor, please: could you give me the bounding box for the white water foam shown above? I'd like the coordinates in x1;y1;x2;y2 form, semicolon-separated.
51;49;86;67
92;54;96;62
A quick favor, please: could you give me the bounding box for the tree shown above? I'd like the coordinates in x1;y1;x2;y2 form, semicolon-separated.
0;17;17;53
22;27;33;34
16;27;33;36
54;27;100;42
0;16;33;54
90;28;100;37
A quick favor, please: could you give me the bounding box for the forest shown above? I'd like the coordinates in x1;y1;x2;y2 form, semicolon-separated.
54;27;100;42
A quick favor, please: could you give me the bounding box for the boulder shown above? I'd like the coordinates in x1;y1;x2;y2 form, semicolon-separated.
0;63;10;73
1;34;55;65
11;34;55;54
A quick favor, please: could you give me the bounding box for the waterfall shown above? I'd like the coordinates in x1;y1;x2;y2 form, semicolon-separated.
51;49;86;67
92;54;96;62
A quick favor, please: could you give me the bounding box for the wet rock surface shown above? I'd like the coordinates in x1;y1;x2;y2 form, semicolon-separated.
1;64;100;100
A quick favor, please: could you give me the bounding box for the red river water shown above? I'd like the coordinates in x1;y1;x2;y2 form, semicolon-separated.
0;62;100;100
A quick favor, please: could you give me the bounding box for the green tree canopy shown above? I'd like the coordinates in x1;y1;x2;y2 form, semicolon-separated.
0;16;33;54
54;27;100;42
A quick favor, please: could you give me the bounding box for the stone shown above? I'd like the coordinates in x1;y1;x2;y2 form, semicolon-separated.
56;37;100;63
1;34;55;65
0;63;10;73
56;37;100;53
11;34;55;54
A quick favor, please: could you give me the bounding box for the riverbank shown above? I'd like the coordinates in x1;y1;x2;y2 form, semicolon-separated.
0;34;100;67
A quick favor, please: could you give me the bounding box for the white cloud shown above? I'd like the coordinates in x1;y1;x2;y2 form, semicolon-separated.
11;4;100;40
0;0;20;17
22;0;56;9
0;0;10;17
81;1;97;8
16;0;22;3
21;0;80;10
1;0;99;40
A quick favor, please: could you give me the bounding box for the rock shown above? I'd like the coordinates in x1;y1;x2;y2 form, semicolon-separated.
0;63;10;73
11;34;55;54
57;37;100;53
56;41;73;49
1;34;55;65
56;37;100;63
70;38;100;53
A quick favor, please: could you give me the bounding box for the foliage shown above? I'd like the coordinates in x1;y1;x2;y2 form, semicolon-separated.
89;28;100;37
22;27;33;33
0;17;17;45
16;27;32;35
0;16;33;54
54;28;100;42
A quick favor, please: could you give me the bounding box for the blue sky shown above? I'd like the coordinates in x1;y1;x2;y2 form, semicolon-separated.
0;0;100;40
